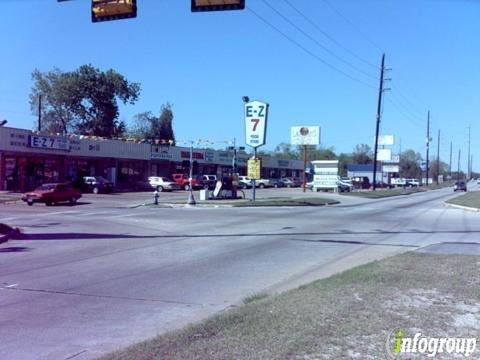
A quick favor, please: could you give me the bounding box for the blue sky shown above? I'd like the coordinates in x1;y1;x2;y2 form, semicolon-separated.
0;0;478;170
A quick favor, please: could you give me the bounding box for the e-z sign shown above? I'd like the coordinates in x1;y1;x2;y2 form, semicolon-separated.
244;100;268;148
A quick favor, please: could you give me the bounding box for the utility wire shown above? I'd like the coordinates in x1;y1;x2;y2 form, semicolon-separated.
321;0;383;52
389;92;425;125
261;0;377;80
282;0;380;71
385;97;424;129
247;6;377;90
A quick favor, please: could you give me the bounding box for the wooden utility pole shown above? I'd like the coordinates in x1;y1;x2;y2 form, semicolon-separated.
449;141;452;178
425;111;430;186
38;94;42;132
467;125;471;179
372;53;385;191
436;129;440;184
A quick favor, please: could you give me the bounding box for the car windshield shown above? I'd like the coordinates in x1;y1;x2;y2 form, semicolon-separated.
35;184;56;191
5;2;478;359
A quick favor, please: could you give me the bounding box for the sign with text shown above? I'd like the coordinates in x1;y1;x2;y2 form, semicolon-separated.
247;158;261;180
376;135;394;146
382;165;399;173
291;126;320;145
245;100;268;148
28;135;70;151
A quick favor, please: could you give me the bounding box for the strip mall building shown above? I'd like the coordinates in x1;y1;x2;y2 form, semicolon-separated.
0;126;304;191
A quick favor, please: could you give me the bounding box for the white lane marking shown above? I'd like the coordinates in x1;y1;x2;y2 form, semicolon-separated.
5;283;18;288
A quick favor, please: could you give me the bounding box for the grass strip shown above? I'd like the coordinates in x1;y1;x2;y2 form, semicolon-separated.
342;187;425;198
446;190;480;209
232;197;338;207
100;252;480;360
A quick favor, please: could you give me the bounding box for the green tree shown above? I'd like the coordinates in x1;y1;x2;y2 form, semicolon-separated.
338;152;353;177
352;144;372;164
157;103;175;144
400;149;422;178
270;143;299;159
30;65;140;137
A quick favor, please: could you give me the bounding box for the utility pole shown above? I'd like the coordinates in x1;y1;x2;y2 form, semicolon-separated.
373;53;386;191
425;111;430;187
458;149;461;181
449;141;452;178
38;94;42;132
468;125;471;180
436;129;440;184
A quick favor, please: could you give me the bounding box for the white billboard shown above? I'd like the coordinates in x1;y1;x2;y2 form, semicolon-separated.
244;100;268;148
382;165;399;173
291;126;320;145
376;135;394;146
377;149;392;161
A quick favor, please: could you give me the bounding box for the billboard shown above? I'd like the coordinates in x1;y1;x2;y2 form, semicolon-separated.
244;100;268;148
376;135;394;146
291;126;320;145
382;165;399;173
377;149;392;161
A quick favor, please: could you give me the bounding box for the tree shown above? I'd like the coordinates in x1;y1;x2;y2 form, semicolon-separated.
352;144;372;164
400;150;422;178
270;143;299;160
338;152;353;177
127;103;176;143
30;65;140;137
157;103;175;144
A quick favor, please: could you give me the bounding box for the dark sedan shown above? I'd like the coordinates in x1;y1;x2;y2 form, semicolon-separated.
454;181;467;192
268;178;285;188
82;176;114;194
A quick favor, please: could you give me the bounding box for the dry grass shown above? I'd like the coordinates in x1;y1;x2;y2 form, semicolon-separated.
447;190;480;209
100;252;480;360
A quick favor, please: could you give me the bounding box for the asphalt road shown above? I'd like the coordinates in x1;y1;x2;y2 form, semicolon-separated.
1;185;478;360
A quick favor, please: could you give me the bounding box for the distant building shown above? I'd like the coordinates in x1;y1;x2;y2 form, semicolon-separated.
347;164;384;184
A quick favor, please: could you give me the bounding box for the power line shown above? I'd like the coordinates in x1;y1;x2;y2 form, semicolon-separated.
260;0;377;80
388;91;425;124
385;97;424;129
321;0;383;52
247;6;377;90
281;0;380;70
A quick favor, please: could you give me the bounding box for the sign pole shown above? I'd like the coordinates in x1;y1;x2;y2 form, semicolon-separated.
303;145;307;192
252;148;257;201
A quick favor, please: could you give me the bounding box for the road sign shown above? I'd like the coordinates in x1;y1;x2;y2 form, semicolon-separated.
247;158;261;180
244;100;268;148
291;126;320;145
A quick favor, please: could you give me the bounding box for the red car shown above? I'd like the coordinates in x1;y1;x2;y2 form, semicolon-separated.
171;173;202;191
22;183;82;206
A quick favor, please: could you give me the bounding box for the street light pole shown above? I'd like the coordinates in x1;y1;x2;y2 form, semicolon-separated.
187;141;196;205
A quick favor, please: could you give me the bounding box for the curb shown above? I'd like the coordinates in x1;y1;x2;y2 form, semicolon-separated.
444;202;480;212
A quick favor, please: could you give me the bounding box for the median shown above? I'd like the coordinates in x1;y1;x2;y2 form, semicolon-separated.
100;252;480;360
446;190;480;210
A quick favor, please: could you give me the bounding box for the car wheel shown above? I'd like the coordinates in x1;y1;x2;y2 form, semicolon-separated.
93;187;99;194
287;184;291;188
204;184;210;190
274;184;279;188
46;201;52;206
157;186;164;192
27;200;33;206
259;183;265;189
184;184;191;191
70;197;77;205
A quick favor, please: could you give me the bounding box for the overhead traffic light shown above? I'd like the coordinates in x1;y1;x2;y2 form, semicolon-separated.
91;0;137;23
191;0;245;12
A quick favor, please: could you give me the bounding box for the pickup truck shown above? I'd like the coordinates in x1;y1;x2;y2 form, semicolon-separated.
171;173;202;191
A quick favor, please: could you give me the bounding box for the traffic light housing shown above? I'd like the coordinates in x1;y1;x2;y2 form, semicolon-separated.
191;0;245;12
91;0;137;23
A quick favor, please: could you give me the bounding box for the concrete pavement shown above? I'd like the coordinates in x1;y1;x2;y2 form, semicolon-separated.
0;185;478;359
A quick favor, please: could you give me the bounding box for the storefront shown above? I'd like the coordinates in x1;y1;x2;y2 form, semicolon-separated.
0;126;305;191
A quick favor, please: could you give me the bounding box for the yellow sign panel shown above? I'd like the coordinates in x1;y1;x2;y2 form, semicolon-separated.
248;158;261;180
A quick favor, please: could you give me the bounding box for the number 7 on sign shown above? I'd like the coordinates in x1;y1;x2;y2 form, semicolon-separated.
251;118;260;131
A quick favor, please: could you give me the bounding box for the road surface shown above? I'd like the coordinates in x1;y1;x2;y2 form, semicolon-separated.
0;185;478;359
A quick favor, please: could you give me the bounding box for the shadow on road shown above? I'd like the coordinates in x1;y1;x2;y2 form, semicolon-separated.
0;246;29;253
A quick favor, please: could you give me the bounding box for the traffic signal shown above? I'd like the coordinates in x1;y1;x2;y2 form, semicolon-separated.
91;0;137;23
191;0;245;12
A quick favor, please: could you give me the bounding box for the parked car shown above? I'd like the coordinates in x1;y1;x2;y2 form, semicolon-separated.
256;178;271;188
391;178;407;187
405;178;420;187
337;179;354;192
131;179;153;191
454;180;467;192
280;177;302;188
22;183;82;206
199;175;217;190
268;178;285;188
238;176;252;189
148;176;181;192
82;176;114;194
351;176;370;189
171;173;203;191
